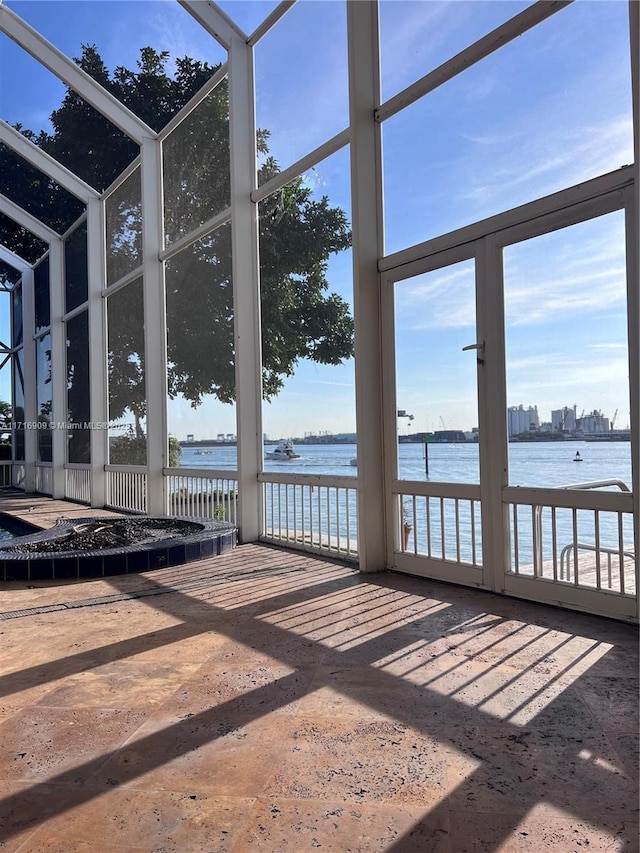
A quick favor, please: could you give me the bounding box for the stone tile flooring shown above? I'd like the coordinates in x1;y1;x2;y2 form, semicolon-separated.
0;495;637;851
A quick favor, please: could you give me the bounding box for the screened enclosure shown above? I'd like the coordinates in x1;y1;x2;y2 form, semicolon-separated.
0;0;637;622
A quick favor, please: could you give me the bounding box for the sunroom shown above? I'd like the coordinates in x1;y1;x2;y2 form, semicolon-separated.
0;0;637;624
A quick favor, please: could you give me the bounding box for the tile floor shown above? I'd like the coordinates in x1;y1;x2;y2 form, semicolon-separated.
0;495;637;851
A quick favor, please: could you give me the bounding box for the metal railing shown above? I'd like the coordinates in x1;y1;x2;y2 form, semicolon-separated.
559;478;631;493
506;480;635;596
395;482;483;567
164;468;238;523
560;542;635;588
0;461;12;487
105;466;147;513
35;464;53;495
259;472;358;560
65;465;91;504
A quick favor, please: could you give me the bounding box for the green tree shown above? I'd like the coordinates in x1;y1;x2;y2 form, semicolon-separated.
0;46;353;412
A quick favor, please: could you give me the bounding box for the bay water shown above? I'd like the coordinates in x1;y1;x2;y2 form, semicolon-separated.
179;440;632;490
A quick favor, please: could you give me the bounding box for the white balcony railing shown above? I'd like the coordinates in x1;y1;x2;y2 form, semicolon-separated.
505;481;635;596
65;465;91;504
396;482;483;567
260;472;358;559
164;468;238;523
35;464;53;495
0;461;12;488
106;466;147;514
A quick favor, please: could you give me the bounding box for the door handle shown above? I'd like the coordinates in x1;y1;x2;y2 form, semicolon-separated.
462;341;485;364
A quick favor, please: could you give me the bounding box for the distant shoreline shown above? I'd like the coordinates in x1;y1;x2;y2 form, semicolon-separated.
180;434;630;448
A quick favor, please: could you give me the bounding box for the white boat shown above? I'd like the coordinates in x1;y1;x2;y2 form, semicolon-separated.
266;439;301;461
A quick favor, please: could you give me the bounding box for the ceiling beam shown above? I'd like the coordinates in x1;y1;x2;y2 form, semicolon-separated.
0;3;155;144
0;243;31;271
0;193;58;241
0;120;99;202
248;1;295;47
376;0;574;124
178;0;247;50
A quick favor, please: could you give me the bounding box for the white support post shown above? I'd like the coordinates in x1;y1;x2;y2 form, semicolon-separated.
347;0;386;572
140;138;168;516
87;197;107;508
627;0;639;619
21;267;37;492
228;34;262;542
48;238;66;498
476;237;510;591
1;252;30;487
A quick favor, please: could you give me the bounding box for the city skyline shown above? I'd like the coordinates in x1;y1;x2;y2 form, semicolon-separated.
507;402;629;431
178;399;629;446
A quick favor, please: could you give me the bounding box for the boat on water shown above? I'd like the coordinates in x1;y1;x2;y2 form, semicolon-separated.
266;439;301;461
574;451;583;462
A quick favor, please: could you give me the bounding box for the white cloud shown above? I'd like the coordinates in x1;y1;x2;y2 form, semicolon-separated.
397;264;476;330
588;343;627;351
502;212;627;326
466;117;633;211
505;266;626;326
379;1;530;101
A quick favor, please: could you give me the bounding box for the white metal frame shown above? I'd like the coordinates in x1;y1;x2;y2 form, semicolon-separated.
381;173;637;619
227;33;262;542
380;241;489;587
20;264;36;492
48;237;65;498
375;1;573;125
140;138;167;515
0;194;58;243
628;0;639;592
86;198;107;507
0;0;636;622
346;0;386;572
0;5;154;145
0;120;99;202
0;245;30;272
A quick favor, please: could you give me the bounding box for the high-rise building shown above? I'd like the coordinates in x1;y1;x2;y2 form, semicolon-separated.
507;405;539;436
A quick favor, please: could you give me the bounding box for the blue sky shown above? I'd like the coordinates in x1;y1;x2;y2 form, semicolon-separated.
0;0;634;439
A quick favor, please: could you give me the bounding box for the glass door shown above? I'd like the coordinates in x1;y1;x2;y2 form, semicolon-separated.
381;245;488;588
497;201;637;620
380;189;637;621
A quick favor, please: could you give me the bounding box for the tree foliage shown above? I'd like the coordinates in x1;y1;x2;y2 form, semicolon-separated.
0;46;354;413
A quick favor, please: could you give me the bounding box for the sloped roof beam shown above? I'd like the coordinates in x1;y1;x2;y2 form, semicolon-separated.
0;120;99;202
0;244;31;272
0;4;155;144
375;0;573;123
248;1;295;47
178;1;247;50
0;193;58;241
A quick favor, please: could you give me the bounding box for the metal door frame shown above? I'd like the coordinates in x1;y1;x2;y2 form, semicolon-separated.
379;171;637;621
